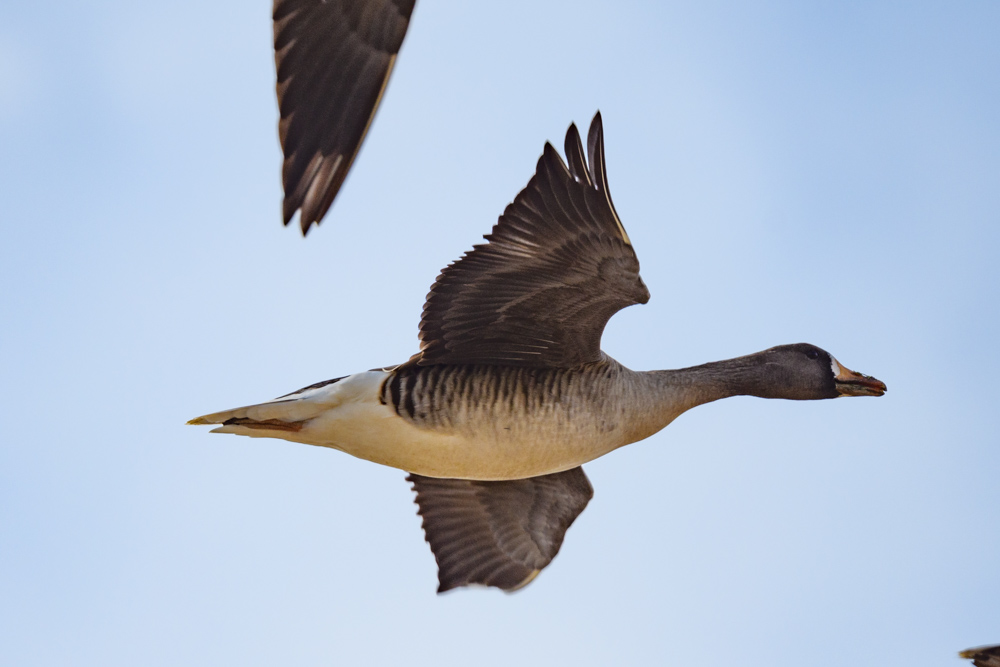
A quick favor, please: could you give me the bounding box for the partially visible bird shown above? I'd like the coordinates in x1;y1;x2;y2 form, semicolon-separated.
273;0;415;234
190;114;886;592
961;645;1000;667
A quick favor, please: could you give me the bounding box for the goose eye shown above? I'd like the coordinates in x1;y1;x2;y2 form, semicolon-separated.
806;350;820;360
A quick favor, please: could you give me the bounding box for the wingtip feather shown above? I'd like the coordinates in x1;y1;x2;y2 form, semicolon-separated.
590;110;603;135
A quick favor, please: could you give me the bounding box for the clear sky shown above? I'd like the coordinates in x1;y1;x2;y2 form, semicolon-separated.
2;1;998;665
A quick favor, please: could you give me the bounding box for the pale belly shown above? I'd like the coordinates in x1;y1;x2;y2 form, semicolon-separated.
297;398;627;480
286;371;636;480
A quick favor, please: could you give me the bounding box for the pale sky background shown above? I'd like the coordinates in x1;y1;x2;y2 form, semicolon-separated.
2;1;998;665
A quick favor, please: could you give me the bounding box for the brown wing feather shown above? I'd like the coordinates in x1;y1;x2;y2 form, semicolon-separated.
407;467;594;593
961;645;1000;667
273;0;415;234
417;113;649;367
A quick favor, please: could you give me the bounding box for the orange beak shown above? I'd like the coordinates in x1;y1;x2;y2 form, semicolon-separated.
833;358;887;397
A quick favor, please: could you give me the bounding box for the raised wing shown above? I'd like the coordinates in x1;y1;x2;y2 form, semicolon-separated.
273;0;415;234
407;467;594;593
417;113;650;367
962;645;1000;667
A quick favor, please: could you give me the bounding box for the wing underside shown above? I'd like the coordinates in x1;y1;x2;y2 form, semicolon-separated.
407;467;594;592
273;0;415;233
416;113;649;368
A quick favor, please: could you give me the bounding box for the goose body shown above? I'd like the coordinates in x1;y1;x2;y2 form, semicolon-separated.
195;348;879;481
192;114;886;592
195;357;685;480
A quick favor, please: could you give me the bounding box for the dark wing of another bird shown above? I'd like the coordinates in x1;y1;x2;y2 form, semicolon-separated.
961;645;1000;667
273;0;415;234
416;112;650;368
407;467;594;593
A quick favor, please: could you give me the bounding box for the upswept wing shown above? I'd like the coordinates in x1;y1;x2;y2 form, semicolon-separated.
407;467;594;593
417;113;650;367
273;0;415;234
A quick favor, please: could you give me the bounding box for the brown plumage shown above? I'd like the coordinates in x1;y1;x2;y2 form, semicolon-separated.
407;468;593;592
962;645;1000;667
273;0;415;233
418;116;649;367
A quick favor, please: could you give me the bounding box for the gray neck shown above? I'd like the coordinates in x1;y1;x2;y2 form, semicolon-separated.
624;351;781;442
654;351;787;404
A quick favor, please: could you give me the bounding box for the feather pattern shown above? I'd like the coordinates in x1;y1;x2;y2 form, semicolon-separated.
416;113;650;368
273;0;415;233
407;467;593;592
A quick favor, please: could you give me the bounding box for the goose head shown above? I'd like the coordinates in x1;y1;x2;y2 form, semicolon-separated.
751;343;887;400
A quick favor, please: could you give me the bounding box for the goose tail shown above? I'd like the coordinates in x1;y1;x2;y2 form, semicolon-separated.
187;375;352;437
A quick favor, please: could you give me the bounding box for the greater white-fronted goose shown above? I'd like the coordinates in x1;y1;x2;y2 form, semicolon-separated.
962;645;1000;667
190;114;886;592
273;0;415;233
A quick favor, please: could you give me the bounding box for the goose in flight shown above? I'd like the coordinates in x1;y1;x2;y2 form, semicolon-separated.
273;0;415;234
190;114;887;592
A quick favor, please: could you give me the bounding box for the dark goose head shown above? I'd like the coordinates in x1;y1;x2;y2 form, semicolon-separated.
743;343;887;400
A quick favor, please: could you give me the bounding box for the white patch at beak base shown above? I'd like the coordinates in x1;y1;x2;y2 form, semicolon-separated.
830;357;842;377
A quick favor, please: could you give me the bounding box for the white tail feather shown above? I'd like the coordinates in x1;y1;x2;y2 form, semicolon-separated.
187;371;388;438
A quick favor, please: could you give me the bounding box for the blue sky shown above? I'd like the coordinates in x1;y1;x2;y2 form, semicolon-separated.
2;1;998;665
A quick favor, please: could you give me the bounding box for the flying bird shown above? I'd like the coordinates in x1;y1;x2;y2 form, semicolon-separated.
962;645;1000;667
273;0;416;234
190;114;887;592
